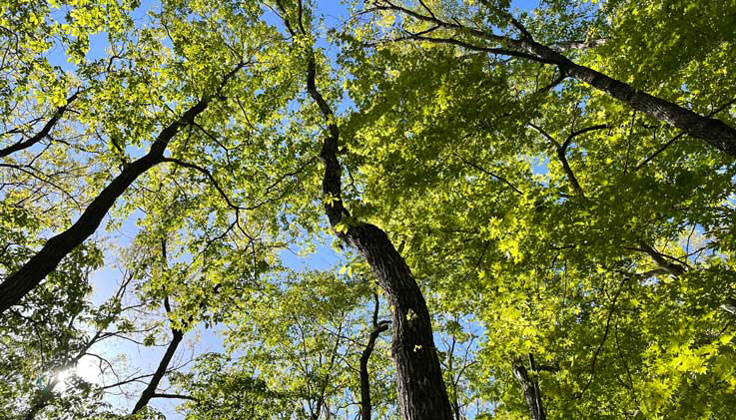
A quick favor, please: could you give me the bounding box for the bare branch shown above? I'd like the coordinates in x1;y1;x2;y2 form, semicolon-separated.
454;153;523;195
0;92;80;158
162;157;245;211
151;393;198;402
575;276;628;399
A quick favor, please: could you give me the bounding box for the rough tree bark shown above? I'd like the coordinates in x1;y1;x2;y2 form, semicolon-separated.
302;30;454;420
722;297;736;316
276;2;454;417
512;35;736;157
0;64;242;314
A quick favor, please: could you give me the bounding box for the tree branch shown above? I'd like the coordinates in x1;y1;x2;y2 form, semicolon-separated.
0;92;80;158
575;276;628;400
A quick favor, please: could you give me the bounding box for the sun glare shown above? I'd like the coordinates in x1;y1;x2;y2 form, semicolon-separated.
75;355;100;383
52;369;73;393
50;356;101;393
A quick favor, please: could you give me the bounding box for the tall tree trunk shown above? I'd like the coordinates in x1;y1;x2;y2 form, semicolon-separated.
513;36;736;157
379;0;736;157
344;224;453;420
511;354;546;420
131;329;185;414
132;240;195;414
0;99;208;314
273;1;453;416
360;294;390;420
0;63;243;314
302;42;454;420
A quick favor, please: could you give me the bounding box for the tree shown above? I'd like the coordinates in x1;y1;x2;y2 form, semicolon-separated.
335;0;736;417
3;0;736;419
368;0;736;156
0;0;294;313
274;1;455;418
